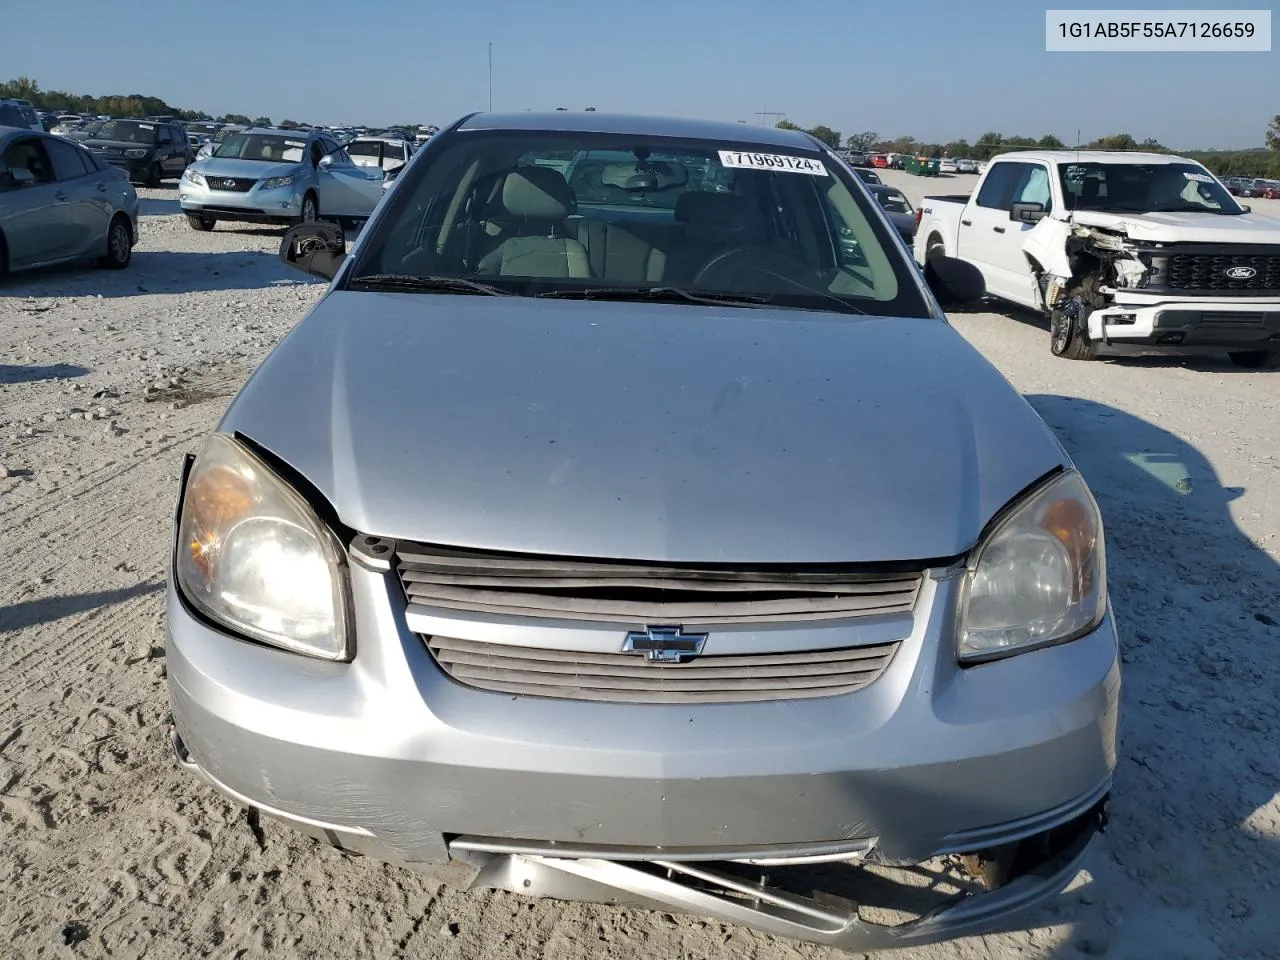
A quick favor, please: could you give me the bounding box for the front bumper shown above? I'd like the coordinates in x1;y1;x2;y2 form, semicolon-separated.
179;179;302;224
97;156;151;180
1089;295;1280;348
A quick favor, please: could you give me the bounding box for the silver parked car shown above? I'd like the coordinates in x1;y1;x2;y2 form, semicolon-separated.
167;112;1119;952
0;126;138;274
178;127;385;231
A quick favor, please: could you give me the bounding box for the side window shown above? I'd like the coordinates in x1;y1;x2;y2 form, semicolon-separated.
310;140;324;167
45;137;92;180
975;162;1022;210
4;137;57;183
1012;164;1053;212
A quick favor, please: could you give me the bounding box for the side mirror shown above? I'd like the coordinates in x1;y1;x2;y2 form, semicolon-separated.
1240;204;1252;214
925;251;985;306
8;167;35;187
1009;201;1047;223
280;221;346;280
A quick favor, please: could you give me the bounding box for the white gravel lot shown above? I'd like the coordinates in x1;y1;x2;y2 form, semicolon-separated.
1;178;1278;960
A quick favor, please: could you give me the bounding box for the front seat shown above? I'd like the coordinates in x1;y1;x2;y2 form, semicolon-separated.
477;168;591;279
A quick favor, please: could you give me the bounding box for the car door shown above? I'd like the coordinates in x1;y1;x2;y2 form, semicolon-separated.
956;161;1043;306
316;141;385;217
0;136;72;266
43;135;107;258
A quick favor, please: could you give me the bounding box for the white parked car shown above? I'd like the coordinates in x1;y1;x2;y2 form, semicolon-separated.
938;157;958;174
955;158;978;174
345;136;415;175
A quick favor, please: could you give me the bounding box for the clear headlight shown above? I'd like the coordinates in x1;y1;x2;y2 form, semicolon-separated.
957;470;1106;663
124;148;148;158
261;175;294;189
182;168;206;187
174;434;350;660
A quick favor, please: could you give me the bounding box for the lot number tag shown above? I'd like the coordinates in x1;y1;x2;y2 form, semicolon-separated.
719;151;828;176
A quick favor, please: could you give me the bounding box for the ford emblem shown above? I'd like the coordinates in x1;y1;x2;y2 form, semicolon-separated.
1224;266;1257;280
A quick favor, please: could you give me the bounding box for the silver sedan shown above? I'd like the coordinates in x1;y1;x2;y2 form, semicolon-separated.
0;126;138;274
166;113;1118;953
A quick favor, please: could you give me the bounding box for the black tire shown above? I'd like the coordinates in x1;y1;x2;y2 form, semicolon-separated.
1227;350;1278;369
97;216;132;270
186;214;216;232
146;163;164;188
300;192;318;224
1049;284;1098;361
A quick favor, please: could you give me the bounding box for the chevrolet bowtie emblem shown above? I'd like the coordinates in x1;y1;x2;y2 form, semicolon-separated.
622;626;708;664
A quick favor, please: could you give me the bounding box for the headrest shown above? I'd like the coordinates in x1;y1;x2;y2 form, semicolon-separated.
1081;178;1100;199
502;167;576;221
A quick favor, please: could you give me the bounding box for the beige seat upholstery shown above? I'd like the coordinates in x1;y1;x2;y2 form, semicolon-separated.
575;219;668;283
477;168;591;279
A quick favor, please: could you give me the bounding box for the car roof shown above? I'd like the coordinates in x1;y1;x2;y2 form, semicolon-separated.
457;112;820;150
992;149;1195;165
242;127;315;137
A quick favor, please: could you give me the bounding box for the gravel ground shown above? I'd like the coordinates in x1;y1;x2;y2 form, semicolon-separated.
1;179;1278;960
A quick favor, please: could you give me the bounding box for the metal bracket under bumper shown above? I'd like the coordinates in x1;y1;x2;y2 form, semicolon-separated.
469;826;1098;952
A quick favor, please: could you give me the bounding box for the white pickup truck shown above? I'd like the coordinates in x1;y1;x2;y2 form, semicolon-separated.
914;150;1280;367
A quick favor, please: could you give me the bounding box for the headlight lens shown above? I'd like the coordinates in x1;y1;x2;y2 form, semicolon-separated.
124;148;148;158
175;434;350;660
261;175;295;189
182;168;206;187
958;470;1106;663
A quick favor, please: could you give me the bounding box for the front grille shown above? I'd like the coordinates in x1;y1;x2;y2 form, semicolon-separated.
206;176;257;192
395;543;924;625
1149;247;1280;294
427;634;900;703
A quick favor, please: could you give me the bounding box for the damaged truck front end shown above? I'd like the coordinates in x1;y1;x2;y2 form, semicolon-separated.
1024;213;1280;367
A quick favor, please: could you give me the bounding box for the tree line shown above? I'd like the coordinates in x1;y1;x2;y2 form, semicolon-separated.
779;117;1280;179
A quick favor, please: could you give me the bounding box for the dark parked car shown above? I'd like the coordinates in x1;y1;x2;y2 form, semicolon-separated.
1224;177;1258;198
868;183;916;244
853;166;883;185
83;118;192;186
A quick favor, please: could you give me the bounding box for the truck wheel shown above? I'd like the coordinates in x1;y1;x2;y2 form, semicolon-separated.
1227;350;1278;369
147;163;164;188
1049;288;1098;361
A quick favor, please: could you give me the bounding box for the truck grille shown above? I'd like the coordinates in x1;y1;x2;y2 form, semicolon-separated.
426;634;901;703
1149;247;1280;295
207;176;257;192
394;543;924;626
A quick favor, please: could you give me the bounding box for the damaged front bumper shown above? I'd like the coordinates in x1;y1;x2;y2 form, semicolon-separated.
171;726;1108;951
1086;294;1280;347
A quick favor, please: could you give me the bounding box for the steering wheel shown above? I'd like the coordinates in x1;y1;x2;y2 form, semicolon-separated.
691;245;814;291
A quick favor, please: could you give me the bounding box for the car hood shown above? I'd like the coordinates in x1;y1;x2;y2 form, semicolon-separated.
193;157;302;180
1058;209;1280;244
220;294;1067;563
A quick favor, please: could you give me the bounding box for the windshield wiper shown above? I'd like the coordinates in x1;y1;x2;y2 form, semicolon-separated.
536;286;772;308
347;274;513;296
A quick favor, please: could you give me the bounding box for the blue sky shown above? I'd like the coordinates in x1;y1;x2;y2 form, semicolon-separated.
2;0;1274;148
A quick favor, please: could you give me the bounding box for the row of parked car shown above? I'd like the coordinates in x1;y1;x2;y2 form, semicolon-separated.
0;117;427;275
1225;176;1280;199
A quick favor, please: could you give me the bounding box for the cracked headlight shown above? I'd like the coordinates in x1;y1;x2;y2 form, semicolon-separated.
261;175;295;190
175;434;351;660
957;470;1106;663
182;168;206;187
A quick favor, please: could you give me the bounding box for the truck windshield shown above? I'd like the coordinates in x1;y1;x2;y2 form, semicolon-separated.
352;130;931;317
1058;162;1243;215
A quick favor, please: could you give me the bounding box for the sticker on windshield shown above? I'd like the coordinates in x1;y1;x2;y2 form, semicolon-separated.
1183;171;1213;183
285;141;305;149
718;151;828;176
138;123;154;129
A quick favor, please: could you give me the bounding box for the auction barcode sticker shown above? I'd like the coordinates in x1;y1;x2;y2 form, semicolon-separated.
719;151;828;175
1046;10;1271;51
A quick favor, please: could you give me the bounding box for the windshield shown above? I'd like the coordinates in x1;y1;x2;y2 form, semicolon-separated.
96;120;157;144
875;190;911;214
352;130;928;317
214;133;307;163
187;122;220;136
1059;162;1242;215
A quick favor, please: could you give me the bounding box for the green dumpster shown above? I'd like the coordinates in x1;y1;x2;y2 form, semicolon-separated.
904;156;940;176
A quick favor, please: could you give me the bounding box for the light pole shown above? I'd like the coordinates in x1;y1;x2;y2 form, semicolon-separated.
488;42;493;112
